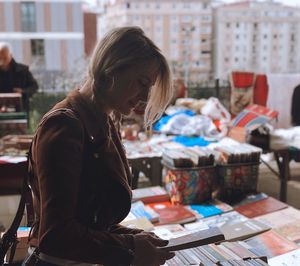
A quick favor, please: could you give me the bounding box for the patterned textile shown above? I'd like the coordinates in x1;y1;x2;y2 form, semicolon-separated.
230;72;255;116
232;104;278;132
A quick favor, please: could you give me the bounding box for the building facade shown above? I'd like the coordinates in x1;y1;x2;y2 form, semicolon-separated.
0;0;84;72
214;1;300;79
98;0;213;85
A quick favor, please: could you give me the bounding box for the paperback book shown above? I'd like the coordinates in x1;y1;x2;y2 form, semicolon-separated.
244;230;299;259
132;186;170;204
160;227;225;251
234;196;288;218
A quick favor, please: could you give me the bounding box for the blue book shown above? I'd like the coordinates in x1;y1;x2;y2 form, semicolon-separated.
189;199;233;218
130;201;159;223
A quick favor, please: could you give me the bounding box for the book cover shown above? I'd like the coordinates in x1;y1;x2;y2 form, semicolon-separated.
189;199;233;218
160;227;225;251
244;230;299;259
220;219;271;241
233;192;268;208
184;211;255;242
151;204;197;225
151;224;189;240
255;206;300;228
234;197;288;218
132;186;170;204
275;223;300;243
221;241;262;260
130;201;160;223
120;217;154;231
268;248;300;266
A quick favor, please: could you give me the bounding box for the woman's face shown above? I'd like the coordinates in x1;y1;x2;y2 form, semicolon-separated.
105;60;159;115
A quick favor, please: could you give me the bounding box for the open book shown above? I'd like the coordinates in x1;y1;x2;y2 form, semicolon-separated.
159;227;224;251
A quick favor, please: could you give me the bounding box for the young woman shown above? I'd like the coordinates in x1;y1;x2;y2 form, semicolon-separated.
25;27;174;266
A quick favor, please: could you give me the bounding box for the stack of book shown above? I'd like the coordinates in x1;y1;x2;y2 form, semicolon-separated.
214;143;262;164
165;240;269;265
162;147;216;168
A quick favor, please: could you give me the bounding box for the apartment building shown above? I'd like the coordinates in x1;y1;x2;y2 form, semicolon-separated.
214;1;300;79
98;0;213;85
0;0;84;72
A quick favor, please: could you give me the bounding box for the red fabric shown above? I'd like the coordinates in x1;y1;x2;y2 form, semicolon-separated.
231;72;255;88
253;74;268;106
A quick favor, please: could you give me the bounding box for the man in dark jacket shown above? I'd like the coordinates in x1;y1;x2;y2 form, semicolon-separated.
0;42;38;113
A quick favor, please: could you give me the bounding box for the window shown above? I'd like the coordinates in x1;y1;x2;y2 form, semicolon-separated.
31;39;44;57
291;34;295;41
31;39;45;65
21;2;36;32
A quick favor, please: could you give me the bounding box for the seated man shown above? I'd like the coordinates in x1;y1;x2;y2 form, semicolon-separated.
0;42;38;113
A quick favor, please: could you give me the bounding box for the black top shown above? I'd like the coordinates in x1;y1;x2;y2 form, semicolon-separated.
0;58;38;111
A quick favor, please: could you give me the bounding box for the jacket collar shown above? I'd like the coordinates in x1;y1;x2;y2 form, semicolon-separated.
65;89;110;143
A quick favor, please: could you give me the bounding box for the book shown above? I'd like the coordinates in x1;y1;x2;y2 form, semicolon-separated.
268;248;300;266
255;206;300;227
220;219;271;241
120;217;154;231
184;211;269;241
184;211;249;232
255;207;300;243
160;227;225;251
151;224;190;240
221;241;263;260
233;192;268;208
132;186;170;204
147;201;197;225
129;201;160;223
234;197;288;218
244;230;299;259
162;149;194;168
188;199;233;219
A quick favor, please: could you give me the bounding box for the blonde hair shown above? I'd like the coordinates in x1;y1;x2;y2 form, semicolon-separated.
84;26;173;129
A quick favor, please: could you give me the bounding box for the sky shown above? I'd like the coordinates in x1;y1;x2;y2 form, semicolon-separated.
85;0;300;7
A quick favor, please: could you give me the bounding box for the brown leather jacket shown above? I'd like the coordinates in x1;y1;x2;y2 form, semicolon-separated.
29;90;142;265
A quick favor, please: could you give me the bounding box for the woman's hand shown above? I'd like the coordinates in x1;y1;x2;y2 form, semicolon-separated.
132;232;175;266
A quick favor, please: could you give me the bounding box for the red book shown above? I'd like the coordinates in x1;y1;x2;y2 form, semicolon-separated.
234;197;288;218
244;230;299;259
148;202;196;225
132;186;170;204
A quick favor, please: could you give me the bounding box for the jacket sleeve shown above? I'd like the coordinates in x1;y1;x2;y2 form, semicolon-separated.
23;67;38;96
33;111;135;265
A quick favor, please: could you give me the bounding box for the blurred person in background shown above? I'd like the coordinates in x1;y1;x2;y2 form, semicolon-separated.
291;84;300;126
0;42;38;112
24;27;174;266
